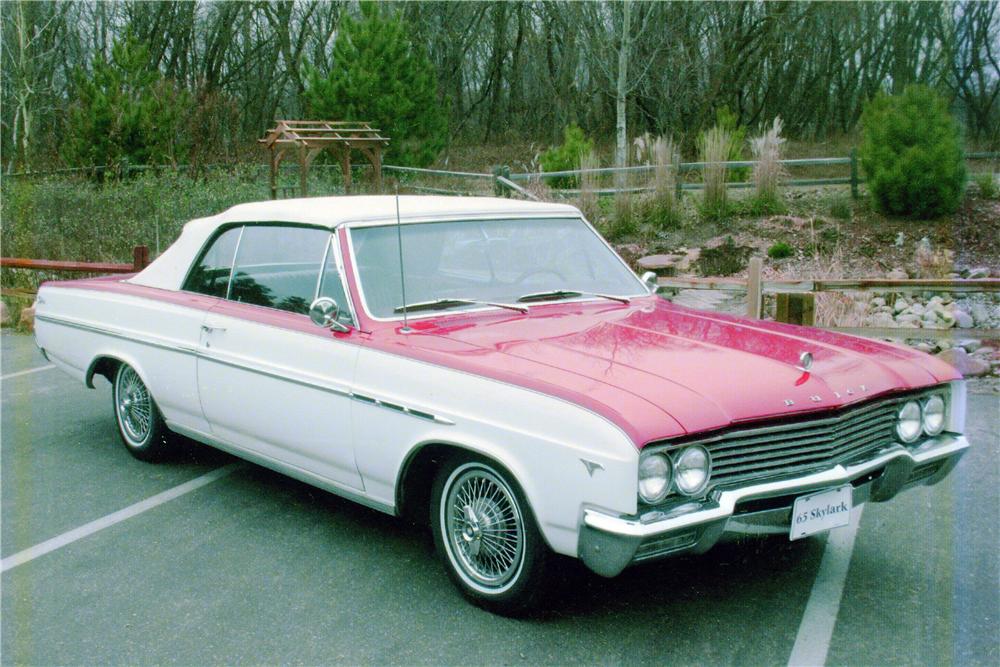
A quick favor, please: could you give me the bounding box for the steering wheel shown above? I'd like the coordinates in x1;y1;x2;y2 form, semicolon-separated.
514;268;566;284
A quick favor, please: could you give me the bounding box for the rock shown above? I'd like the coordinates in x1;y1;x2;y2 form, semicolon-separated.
907;303;925;316
935;347;990;377
0;301;8;326
637;254;679;270
887;267;908;280
894;297;910;313
894;232;905;247
871;312;896;328
953;309;974;328
19;306;35;331
896;313;921;325
958;339;983;353
928;296;943;307
966;267;991;279
871;297;886;308
914;342;935;353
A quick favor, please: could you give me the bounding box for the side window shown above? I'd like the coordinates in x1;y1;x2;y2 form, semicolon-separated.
229;226;330;314
184;226;242;298
317;240;354;326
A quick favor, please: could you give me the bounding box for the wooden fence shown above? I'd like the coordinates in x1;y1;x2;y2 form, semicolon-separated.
0;246;150;297
658;257;1000;340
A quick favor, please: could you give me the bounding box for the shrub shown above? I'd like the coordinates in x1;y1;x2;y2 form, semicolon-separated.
829;196;852;220
698;107;748;180
973;173;997;199
577;151;601;222
699;125;732;220
637;136;681;229
859;85;966;218
303;4;446;167
606;192;639;240
767;241;794;259
540;125;594;188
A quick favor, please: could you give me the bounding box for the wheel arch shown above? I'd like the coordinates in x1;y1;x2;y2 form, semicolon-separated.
85;352;148;390
395;440;552;549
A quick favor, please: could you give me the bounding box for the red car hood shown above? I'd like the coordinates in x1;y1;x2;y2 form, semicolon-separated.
380;297;959;447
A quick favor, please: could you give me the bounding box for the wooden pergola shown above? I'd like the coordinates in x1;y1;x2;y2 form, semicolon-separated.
258;120;390;198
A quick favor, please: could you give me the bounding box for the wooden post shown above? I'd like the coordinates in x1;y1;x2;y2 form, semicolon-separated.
747;257;763;319
132;245;150;271
269;149;277;200
776;292;815;326
372;146;383;193
298;145;308;197
850;148;859;199
340;148;353;194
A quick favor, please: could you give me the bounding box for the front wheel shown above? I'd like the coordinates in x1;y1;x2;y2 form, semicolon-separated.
113;363;174;462
430;456;549;615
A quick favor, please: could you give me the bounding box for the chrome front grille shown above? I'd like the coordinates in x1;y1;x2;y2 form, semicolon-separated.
652;392;931;491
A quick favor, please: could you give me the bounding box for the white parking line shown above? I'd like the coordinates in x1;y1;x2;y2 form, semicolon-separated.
1;364;56;381
1;463;240;573
787;506;865;667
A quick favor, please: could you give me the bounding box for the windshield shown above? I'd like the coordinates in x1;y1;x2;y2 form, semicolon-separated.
349;217;645;319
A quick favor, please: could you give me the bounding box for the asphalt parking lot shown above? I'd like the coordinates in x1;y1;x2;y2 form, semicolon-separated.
2;330;998;666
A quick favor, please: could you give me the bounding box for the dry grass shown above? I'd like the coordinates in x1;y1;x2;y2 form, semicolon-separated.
751;117;787;202
699;126;731;218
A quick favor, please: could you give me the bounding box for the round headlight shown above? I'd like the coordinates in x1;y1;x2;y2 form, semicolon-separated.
896;400;922;443
638;454;672;504
922;395;946;436
674;446;711;496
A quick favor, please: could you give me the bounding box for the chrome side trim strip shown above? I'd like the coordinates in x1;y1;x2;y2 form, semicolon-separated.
38;312;455;426
167;423;395;516
584;435;969;539
35;313;199;356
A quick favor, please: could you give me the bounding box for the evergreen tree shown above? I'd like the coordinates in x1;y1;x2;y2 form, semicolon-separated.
63;34;191;175
859;85;966;219
303;4;446;167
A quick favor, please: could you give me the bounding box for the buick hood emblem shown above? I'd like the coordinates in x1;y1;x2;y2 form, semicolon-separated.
798;352;813;371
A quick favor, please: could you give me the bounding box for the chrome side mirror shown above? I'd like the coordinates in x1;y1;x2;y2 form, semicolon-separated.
640;271;659;294
309;297;349;333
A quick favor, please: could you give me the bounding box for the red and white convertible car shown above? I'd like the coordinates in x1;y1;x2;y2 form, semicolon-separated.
34;196;969;613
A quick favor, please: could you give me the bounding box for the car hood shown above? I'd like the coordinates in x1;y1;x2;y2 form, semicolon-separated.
389;297;959;447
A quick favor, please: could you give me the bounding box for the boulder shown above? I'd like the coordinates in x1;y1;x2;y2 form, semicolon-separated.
637;254;680;270
887;267;907;280
893;298;909;314
871;297;886;308
914;342;934;353
953;309;974;329
957;339;983;353
870;312;896;328
966;267;991;279
19;306;35;331
896;313;921;325
907;303;925;316
935;347;990;377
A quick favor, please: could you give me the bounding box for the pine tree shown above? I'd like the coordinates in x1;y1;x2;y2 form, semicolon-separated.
303;4;446;167
63;34;191;175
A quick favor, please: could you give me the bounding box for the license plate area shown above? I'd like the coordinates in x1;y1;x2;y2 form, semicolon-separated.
790;485;852;540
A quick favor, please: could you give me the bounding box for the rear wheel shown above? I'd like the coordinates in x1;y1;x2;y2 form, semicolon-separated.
113;363;173;462
430;456;549;615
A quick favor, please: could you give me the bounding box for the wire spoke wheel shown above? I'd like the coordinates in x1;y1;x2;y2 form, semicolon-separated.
115;366;152;445
442;463;526;592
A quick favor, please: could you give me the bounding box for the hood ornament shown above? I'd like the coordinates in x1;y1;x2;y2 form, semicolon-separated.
797;352;813;371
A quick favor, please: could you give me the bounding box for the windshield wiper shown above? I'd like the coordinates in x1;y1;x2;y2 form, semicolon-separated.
515;290;631;305
393;298;528;314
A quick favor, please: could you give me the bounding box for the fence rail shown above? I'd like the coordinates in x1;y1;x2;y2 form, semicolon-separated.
656;262;1000;339
0;246;150;297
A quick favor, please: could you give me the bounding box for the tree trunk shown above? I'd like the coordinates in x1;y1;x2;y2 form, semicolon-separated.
615;0;631;189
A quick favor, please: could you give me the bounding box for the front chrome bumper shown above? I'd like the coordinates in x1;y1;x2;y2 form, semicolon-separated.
578;434;969;577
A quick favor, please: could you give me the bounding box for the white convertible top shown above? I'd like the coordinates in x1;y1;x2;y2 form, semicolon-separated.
129;195;581;291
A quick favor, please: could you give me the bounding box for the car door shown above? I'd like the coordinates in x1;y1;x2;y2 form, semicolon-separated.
196;225;363;490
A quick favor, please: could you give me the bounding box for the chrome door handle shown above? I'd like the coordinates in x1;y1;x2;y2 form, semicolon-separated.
201;324;227;333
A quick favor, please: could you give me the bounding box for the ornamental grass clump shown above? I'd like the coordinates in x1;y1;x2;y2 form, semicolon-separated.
699;126;732;220
750;117;787;215
647;136;681;227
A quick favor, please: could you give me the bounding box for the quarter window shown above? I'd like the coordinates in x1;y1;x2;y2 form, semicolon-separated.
183;226;242;298
228;226;331;314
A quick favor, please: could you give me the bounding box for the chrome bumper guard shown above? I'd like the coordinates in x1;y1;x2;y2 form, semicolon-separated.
579;434;969;577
